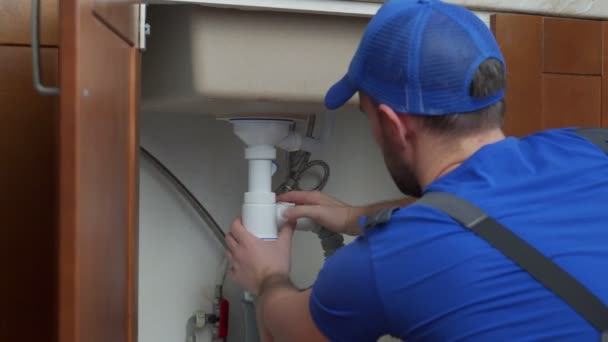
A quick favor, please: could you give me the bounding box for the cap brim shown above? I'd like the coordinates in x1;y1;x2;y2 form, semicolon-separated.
325;75;357;110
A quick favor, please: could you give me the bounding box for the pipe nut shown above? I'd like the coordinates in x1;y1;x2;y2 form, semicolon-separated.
245;145;276;160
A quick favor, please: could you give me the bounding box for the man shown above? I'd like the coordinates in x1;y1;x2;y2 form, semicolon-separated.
225;0;608;341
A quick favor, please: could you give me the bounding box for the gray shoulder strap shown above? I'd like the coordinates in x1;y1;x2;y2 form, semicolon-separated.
417;192;608;339
363;206;400;231
575;128;608;154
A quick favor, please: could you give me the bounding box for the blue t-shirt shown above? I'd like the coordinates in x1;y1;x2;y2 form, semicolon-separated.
309;128;608;341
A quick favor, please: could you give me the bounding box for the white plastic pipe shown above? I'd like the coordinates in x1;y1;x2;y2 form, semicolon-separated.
242;203;277;239
248;159;272;193
229;119;296;240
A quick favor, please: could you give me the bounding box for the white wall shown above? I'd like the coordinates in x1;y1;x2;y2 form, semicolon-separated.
138;111;403;342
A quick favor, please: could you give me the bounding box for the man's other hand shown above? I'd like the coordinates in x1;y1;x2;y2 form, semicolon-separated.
277;191;363;236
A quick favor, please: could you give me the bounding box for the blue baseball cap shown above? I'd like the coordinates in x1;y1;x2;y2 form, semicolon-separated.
325;0;506;115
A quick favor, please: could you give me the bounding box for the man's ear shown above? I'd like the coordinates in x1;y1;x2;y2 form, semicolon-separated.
377;104;408;151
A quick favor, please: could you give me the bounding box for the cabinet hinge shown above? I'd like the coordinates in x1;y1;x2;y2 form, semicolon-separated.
137;3;150;51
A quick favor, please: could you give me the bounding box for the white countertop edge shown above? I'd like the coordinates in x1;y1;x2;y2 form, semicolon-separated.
144;0;491;24
145;0;608;19
144;0;382;17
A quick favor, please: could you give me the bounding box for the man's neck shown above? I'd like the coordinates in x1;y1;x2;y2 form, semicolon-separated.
417;129;506;188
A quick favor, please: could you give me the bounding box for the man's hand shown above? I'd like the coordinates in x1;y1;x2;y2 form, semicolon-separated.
278;191;417;237
225;218;295;295
277;191;363;236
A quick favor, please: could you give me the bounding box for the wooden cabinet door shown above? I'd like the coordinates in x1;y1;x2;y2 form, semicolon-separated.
0;45;59;342
491;14;607;136
59;1;140;342
603;23;608;128
0;0;59;45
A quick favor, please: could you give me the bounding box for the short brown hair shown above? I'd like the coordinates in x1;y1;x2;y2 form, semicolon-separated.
416;58;506;136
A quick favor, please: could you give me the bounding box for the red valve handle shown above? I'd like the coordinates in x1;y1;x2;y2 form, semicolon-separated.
218;299;229;339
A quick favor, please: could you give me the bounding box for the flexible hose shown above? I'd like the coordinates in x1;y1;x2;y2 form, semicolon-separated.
275;116;344;257
316;225;345;258
140;146;227;249
294;160;330;191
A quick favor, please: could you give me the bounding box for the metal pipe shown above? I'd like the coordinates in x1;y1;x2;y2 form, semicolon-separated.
186;315;197;342
241;298;260;342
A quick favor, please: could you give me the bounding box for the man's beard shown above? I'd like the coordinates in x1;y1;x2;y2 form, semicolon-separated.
382;143;423;198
